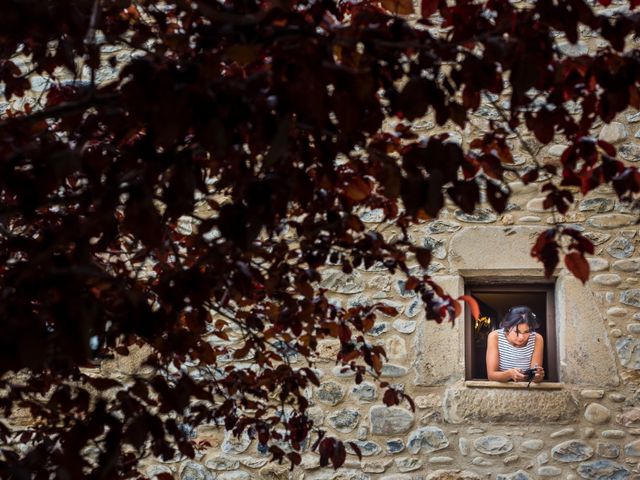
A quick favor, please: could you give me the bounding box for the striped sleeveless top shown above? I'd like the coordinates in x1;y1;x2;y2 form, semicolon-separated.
497;328;537;371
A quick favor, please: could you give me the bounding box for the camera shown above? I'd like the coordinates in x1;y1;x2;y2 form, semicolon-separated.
522;367;537;380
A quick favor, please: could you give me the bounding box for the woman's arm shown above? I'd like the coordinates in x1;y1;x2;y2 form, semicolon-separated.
486;331;526;382
530;334;545;383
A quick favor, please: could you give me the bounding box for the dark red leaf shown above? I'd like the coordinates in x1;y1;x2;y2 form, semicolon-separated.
421;0;439;18
565;252;590;284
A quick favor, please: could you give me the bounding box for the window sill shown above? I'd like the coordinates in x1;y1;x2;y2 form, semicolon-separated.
465;380;564;390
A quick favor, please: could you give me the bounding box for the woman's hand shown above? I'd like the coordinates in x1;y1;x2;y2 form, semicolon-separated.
533;366;545;383
508;368;527;382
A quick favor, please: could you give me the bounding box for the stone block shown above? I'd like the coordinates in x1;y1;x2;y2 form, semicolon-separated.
588;214;636;229
474;435;513;455
597;442;621;459
413;275;464;385
454;208;498;223
426;470;482;480
606;237;635;259
613;258;640;272
584;403;611;424
551;439;594;462
443;386;579;424
449;226;545;273
576;460;630;479
497;471;531;480
556;275;620;386
316;382;345;406
521;439;544;451
327;408;360;433
616;336;640;369
351;382;377;403
599;122;628;144
369;406;414;435
180;461;215;480
407;426;449;453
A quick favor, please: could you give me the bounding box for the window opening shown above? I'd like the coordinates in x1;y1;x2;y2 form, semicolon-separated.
465;283;558;382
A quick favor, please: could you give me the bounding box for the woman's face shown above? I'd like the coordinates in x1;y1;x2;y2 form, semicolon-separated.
505;322;532;347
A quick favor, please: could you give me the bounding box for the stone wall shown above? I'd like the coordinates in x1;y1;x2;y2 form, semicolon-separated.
166;178;640;480
157;24;640;480
7;3;640;479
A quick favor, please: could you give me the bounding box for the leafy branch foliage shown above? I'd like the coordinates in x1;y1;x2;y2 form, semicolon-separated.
0;0;639;477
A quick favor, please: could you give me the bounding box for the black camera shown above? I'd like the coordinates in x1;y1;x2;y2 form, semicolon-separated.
522;367;537;380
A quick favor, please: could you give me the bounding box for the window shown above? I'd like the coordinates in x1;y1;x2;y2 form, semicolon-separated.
464;282;558;382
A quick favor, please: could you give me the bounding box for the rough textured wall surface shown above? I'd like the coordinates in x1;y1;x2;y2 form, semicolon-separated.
143;134;640;477
7;3;640;480
142;23;640;480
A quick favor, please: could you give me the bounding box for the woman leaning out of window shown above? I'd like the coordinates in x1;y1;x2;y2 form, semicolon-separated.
486;306;544;383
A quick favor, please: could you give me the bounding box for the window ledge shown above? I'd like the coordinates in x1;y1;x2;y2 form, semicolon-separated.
465;380;564;390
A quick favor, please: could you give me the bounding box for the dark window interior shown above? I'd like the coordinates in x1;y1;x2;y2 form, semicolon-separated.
465;283;557;382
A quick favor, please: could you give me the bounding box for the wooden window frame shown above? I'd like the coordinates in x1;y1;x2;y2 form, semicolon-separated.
464;281;558;382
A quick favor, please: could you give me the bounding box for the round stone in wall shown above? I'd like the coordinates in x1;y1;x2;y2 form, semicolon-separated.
423;236;447;259
180;461;215;480
559;41;589;57
607;307;627;318
613;258;640;272
496;471;531;480
454;208;497;223
204;455;239;471
584;403;611;424
378;363;408;377
620;290;640;308
222;430;252;454
459;437;470;456
351;382;377;403
425;220;461;234
526;197;548;213
599;122;628;144
617;407;640;428
618;142;640;162
579;197;615;213
624;439;640;457
580;390;605;399
369;406;414;435
425;469;482;480
551;439;594;462
327;408;360;433
386;438;405;454
588;214;636;229
346;440;381;457
366;321;389;336
616;336;640;369
596;442;620;459
359;208;385;223
537;466;562;477
319;269;365;294
576;460;630;480
592;274;622;286
216;471;252;480
521;439;544;451
316;382;345;406
407;427;449;454
584;232;611;246
473;435;513;455
392;319;417;334
239;457;269;469
548;144;567;157
405;300;421;318
395;457;423;472
606;237;635;259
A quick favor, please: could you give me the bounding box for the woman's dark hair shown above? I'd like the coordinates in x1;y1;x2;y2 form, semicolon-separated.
500;305;540;330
